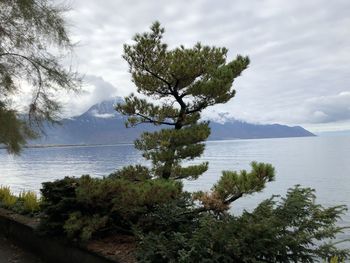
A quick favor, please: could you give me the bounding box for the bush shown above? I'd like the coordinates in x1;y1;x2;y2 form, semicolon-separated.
39;174;183;241
39;176;87;236
135;186;349;263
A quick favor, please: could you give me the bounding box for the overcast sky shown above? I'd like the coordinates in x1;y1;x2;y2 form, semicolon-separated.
59;0;350;132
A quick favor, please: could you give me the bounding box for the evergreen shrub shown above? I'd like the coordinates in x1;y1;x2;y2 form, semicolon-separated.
39;174;183;241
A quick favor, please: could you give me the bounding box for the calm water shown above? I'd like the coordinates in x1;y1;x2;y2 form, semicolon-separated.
1;136;350;241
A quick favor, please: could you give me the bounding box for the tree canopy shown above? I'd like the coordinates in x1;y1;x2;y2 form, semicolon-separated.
117;21;250;180
0;0;80;153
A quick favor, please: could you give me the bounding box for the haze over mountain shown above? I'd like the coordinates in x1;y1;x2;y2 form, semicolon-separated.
33;98;315;145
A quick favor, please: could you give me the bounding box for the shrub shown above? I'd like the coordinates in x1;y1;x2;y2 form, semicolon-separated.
63;212;109;241
17;190;41;214
39;176;83;236
39;175;183;241
135;186;349;263
0;186;17;209
0;186;41;215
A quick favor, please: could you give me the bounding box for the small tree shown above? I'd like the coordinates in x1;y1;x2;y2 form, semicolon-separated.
118;21;275;216
0;0;80;154
118;22;249;180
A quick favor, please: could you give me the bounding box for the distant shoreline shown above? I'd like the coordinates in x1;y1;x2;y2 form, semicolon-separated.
28;142;135;148
0;142;134;150
0;135;321;151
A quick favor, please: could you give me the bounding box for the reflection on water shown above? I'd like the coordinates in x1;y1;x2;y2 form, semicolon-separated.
1;136;350;240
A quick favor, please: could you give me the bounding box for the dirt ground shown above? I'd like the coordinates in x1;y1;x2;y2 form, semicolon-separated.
87;234;136;263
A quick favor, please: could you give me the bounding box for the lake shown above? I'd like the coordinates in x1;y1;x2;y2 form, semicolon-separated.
1;136;349;241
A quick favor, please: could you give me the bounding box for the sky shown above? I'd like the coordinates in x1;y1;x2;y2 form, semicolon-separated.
59;0;350;132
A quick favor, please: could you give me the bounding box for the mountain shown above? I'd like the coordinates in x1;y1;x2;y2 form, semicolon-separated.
33;98;315;145
209;122;315;140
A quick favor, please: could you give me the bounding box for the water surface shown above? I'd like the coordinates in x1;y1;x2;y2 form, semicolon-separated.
1;136;349;240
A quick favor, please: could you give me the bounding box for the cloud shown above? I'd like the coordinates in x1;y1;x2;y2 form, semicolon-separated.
300;92;350;123
57;0;350;131
84;75;117;102
203;91;350;129
61;75;118;116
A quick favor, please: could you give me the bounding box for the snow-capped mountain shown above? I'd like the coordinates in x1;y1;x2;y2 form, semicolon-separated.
80;97;124;119
33;98;315;145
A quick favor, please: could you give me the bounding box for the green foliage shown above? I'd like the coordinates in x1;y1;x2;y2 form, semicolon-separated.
0;0;80;154
75;175;182;222
63;212;108;241
134;123;210;179
0;103;37;154
17;190;41;214
39;175;183;241
135;191;198;233
329;256;345;263
194;162;275;212
0;186;17;208
0;186;41;215
109;165;151;181
39;176;82;235
117;21;249;180
136;186;349;263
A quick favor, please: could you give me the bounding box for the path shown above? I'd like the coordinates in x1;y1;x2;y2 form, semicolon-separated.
0;237;43;263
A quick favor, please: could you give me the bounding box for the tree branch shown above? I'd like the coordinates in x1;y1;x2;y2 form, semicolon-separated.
171;88;187;110
153;88;172;96
186;101;214;114
142;63;171;87
0;52;43;88
135;113;175;126
0;52;46;120
223;193;243;205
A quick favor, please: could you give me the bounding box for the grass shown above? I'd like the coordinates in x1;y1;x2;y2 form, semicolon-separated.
0;186;17;208
18;190;41;213
0;186;41;214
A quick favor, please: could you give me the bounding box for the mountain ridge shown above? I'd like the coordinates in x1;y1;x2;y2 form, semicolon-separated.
32;98;315;145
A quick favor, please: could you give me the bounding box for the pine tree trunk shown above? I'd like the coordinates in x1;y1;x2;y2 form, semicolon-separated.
161;111;184;179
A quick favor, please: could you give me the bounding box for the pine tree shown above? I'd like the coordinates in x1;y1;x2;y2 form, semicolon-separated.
117;22;250;180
